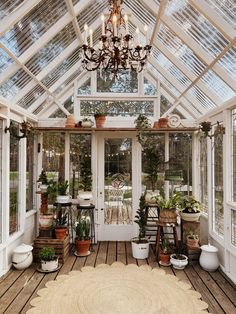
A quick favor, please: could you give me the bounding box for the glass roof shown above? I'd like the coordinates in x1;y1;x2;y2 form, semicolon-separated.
0;0;234;118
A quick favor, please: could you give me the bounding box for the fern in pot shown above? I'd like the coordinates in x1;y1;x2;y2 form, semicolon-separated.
131;192;149;259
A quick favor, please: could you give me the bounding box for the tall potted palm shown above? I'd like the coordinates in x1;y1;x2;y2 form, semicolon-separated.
131;192;149;259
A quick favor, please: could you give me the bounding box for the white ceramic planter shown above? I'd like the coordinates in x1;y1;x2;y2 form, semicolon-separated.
145;190;159;204
81;120;94;128
199;244;219;272
41;258;59;272
170;254;188;269
40;184;48;193
131;238;149;259
180;211;201;222
56;195;71;204
77;191;93;206
12;244;33;270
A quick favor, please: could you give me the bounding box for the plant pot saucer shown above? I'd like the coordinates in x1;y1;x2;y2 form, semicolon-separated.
74;250;91;257
36;264;62;273
159;261;171;266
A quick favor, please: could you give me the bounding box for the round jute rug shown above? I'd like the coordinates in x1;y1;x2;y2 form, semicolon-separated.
27;263;208;314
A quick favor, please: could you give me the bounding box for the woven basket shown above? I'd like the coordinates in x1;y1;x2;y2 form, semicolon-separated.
159;209;177;224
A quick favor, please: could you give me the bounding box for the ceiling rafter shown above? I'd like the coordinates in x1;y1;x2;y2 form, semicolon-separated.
64;0;83;43
0;42;70;116
144;0;236;91
164;38;236;116
149;0;168;46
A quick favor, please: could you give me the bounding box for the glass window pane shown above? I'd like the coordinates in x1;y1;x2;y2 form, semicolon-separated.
0;121;2;242
169;133;192;195
42;132;65;204
231;209;236;247
26;135;35;211
104;138;132;225
69;134;92;198
232;109;236;202
199;136;208;213
212;126;224;236
97;70;138;93
81;100;154;117
9;122;20;235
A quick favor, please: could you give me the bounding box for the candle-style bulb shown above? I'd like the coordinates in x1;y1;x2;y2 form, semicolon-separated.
101;14;105;35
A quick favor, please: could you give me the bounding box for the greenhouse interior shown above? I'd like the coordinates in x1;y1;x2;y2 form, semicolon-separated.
0;0;236;313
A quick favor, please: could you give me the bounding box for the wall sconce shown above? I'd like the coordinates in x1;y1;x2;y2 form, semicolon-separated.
5;121;33;140
200;121;225;139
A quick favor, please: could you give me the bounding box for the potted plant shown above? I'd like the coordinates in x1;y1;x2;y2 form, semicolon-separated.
178;195;202;222
38;247;59;272
54;207;68;240
134;114;151;145
56;180;70;203
75;216;91;256
155;192;182;224
77;154;93;206
170;245;188;270
186;231;200;248
94;113;106;128
81;117;94;128
37;170;49;193
131;192;149;259
159;237;171;266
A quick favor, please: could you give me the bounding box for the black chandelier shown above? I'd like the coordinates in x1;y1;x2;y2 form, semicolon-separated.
79;0;152;77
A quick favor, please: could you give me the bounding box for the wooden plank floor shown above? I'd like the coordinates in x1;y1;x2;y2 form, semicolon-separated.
0;242;235;314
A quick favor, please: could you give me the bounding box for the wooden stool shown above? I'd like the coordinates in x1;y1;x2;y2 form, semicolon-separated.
155;222;178;260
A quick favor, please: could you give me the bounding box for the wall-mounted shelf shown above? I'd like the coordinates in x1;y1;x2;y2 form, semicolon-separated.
35;127;198;132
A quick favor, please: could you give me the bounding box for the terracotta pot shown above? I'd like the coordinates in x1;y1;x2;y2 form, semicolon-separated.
55;227;68;239
158;117;168;128
75;239;90;256
95;116;106;128
153;121;159;129
65;115;75;128
159;252;170;265
187;236;199;248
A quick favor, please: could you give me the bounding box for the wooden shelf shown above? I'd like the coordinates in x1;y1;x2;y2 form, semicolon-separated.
35;127;198;132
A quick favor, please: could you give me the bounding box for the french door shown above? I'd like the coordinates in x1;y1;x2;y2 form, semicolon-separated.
96;132;140;241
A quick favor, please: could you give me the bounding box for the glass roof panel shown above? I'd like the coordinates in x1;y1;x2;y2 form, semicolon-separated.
16;84;45;109
157;24;207;76
0;0;25;20
54;71;82;95
205;0;236;28
25;23;76;76
41;48;81;89
0;48;14;76
201;70;235;102
125;0;155;31
152;46;191;88
166;0;229;58
0;69;32;100
0;0;68;57
77;1;107;30
187;86;217;110
217;47;236;81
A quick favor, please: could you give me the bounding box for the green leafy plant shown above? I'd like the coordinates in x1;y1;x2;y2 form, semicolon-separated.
94;112;106;118
134;114;151;145
37;170;48;185
161;237;170;254
75;217;91;241
143;146;162;191
134;192;147;242
187;231;199;240
80;154;92;191
57;180;69;195
38;247;56;261
178;195;202;213
155;192;182;210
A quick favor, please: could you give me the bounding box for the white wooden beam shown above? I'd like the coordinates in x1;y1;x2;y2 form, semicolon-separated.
64;0;83;43
189;0;235;41
149;0;168;46
0;0;41;36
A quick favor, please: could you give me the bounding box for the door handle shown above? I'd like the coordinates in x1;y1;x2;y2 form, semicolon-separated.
101;208;104;211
